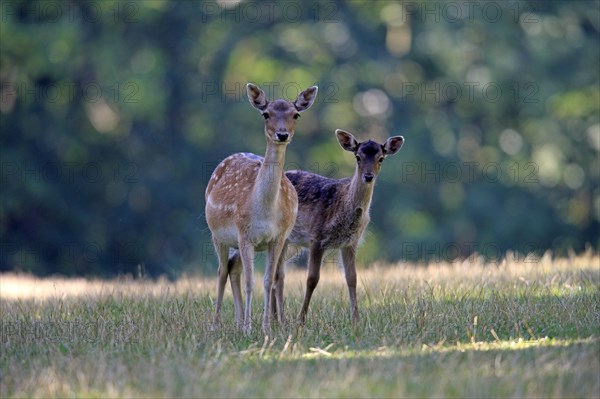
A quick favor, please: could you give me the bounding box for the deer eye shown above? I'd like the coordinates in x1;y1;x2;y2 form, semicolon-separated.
378;157;384;163
355;155;361;163
262;113;270;120
293;114;300;120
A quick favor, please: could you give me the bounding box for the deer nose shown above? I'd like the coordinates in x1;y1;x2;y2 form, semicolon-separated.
276;132;289;142
363;173;374;183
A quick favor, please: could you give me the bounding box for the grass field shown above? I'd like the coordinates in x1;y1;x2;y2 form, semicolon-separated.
1;251;599;398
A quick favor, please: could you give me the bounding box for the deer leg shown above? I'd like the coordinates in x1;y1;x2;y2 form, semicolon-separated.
270;280;277;320
273;241;288;325
239;239;255;334
213;239;229;326
263;239;286;334
228;250;243;328
298;245;325;324
341;246;360;323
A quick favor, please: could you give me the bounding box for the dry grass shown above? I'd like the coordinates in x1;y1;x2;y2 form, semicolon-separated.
1;251;599;398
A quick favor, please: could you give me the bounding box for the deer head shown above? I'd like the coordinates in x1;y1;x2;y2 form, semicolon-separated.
247;83;318;145
336;129;404;183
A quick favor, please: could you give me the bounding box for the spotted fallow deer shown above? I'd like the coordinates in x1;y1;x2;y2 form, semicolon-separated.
205;83;317;333
280;130;405;324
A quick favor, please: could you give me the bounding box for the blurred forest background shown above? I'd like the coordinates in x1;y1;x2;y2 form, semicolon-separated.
1;0;598;277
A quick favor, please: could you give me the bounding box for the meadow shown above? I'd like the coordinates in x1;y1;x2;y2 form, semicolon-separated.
1;251;599;398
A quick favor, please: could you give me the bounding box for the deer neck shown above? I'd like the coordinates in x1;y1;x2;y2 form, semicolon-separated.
252;140;287;213
346;169;375;213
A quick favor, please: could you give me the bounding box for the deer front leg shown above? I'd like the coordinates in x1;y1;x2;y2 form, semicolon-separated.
341;246;360;323
263;239;286;334
272;241;288;325
213;239;230;326
239;239;255;334
228;250;243;328
298;245;325;324
270;281;277;320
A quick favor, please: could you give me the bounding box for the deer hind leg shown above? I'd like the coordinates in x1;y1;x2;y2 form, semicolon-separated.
298;245;325;324
213;239;229;326
228;250;243;328
341;246;360;323
263;239;287;334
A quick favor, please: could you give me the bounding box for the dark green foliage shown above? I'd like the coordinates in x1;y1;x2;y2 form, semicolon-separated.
1;1;598;276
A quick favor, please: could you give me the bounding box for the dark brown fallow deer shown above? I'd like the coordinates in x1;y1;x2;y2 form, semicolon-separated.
281;130;404;324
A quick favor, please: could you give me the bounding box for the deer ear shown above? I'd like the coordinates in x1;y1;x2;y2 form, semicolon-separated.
336;129;359;152
383;136;404;155
294;86;318;112
247;83;268;111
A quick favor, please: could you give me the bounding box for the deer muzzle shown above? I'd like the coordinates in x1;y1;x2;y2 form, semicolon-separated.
363;173;375;183
275;132;290;142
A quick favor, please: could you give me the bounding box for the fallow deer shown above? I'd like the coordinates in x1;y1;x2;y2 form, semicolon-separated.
280;130;404;324
205;83;317;333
